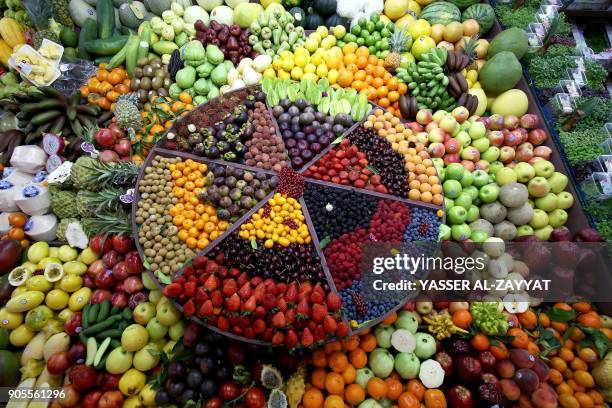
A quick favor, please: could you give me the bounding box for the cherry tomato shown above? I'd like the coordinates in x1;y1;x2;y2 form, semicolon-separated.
245;387;266;408
219;381;240;401
205;397;223;408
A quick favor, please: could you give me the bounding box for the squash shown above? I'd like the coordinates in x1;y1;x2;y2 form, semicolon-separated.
0;39;12;67
325;13;347;28
289;7;306;27
69;0;97;27
313;0;337;16
304;11;324;30
0;18;25;48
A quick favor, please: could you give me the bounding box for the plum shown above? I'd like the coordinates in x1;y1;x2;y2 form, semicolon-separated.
499;379;521;401
478;350;497;373
455;355;482;383
531;358;550;382
447;384;473;408
514;368;540;393
530;383;557;408
510;349;536;369
496;359;516;379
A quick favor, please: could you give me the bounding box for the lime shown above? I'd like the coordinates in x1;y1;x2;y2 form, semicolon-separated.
351;25;361;35
60;27;78;47
370;13;380;23
380;39;390;51
381;28;390;38
375;20;385;31
358;17;367;27
366;21;375;33
357;38;365;46
0;350;19;387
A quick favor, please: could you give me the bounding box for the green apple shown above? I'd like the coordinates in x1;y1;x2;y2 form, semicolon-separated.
557;191;574;210
142;272;158;291
169;321;186;341
443;180;462;199
495;167;518;186
394;352;420;380
57;245;78;262
548;172;568;193
529;209;549;229
146;317;168;342
472;170;490;187
455;131;471;147
516;225;534;237
414;333;437;359
27;242;49;263
105;346;133;374
445;163;465;181
466;205;480;222
447;206;468;224
121;324;149;352
535;193;558;212
454;193;472;209
534;225;553;241
533;160;555;178
149;290;162;304
479;183;500;203
133;343;160;371
133;302;156;325
488;161;504;175
514;162;535;183
156;298;181;326
472;137;490;153
470;230;489;243
444;197;454;210
548;209;568;227
482;146;500;163
451;223;471;241
463;185;479;201
460;170;474;187
438;224;451;240
468;121;486;139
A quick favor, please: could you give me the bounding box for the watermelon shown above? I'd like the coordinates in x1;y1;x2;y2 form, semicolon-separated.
462;3;495;35
420;2;461;26
446;0;479;9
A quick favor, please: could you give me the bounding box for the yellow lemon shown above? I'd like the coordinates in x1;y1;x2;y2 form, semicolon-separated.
280;50;293;60
408;19;432;39
281;58;294;71
316;26;329;38
310;53;323;66
45;289;69;310
305;38;319;53
294;47;309;57
395;13;416;30
316;64;328;78
272;57;283;71
294;54;308;68
290;66;303;80
327;69;339;84
304;63;317;74
301;72;318;82
277;70;291;80
263;68;276;78
309;32;322;43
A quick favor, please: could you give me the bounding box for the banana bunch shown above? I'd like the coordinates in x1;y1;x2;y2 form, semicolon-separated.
396;48;456;119
13;87;102;159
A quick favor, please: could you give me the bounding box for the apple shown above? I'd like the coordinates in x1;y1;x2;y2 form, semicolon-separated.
481;146;500;163
448;206;468;224
488;130;505;147
416;132;429;144
452;106;470;123
461;147;480;161
459;171;473;188
463;185;479;201
466;205;480;222
516;127;529;143
472;137;490;153
428;128;446;143
488;161;504;175
428;142;446;158
504;130;522;146
469;121;487;140
416;109;433;125
528;177;551;197
451;224;472;241
548;209;568;227
533;146;552;160
433;110;447;122
439;115;458;134
410;122;424;133
534;225;554;241
499;146;516;163
479;183;500;203
470;230;489;243
504;115;519;129
545;172;567;194
146;317;168;341
461;160;476;172
529;209;549;229
535;193;558;212
495;167;518;186
472;170;490;187
455;131;471;147
132;302;156;325
533;160;555;178
444;153;461;165
454;192;472;209
489;114;505;130
550;227;572;241
516;225;534;237
514;162;535;183
445;163;465;181
475;160;490;172
445;138;460;154
520;114;539;129
444;197;454;210
515;145;534;162
528;128;547;145
557;192;574;209
426;122;439;133
443;180;463;198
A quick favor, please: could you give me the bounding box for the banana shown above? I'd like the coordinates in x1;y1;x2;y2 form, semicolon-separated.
455;73;468;92
76;104;100;116
457;93;468;108
67;107;77;121
70;118;84;137
40;86;65;101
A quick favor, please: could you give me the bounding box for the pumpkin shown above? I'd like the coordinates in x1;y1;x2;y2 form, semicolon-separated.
289;7;307;28
325;14;347;28
304;11;324;30
0;39;12;67
313;0;337;17
0;18;25;48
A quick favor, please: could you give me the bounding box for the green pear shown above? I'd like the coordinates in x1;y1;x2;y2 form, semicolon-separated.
168;321;186;341
133;343;160;372
146;317;168;342
105;346;133;374
132;302;156;325
156;298;181;326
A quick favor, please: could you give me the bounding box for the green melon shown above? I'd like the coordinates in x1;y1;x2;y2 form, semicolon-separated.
420;2;461;25
479;51;523;94
462;3;495;35
488;27;529;60
446;0;479;9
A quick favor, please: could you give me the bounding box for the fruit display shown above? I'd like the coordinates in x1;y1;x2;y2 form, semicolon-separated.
0;0;611;407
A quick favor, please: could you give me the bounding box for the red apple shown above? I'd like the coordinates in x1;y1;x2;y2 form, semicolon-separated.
533;146;552;160
528;128;547;145
95;128;115;148
69;364;97;390
111;291;128;308
520;114;540;129
90;289;112;304
487;130;505;147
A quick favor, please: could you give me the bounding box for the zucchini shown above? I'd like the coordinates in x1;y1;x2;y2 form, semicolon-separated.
97;0;115;40
78;18;97;60
84;35;129;56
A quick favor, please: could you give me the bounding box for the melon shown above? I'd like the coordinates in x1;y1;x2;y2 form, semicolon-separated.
491;89;529;117
479;51;522;94
462;3;495;35
445;0;479;9
488;27;529;60
420;2;461;25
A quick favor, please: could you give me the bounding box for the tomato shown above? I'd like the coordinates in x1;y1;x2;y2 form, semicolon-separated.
245;387;266;408
219;381;240;401
205;397;223;408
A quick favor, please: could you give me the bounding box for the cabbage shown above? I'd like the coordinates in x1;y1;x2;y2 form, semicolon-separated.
183;6;209;25
195;0;223;11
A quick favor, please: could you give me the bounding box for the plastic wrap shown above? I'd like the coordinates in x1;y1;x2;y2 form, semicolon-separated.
52;59;98;97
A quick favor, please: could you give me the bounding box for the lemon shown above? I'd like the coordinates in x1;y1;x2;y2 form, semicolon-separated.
290;66;303;80
328;69;339;84
26;275;53;292
332;25;346;39
281;58;294;71
58;274;82;293
320;37;333;50
279;50;293;60
301;72;318;82
68;287;91;311
316;64;328;78
310;53;323;66
316;26;329;38
293;47;309;57
119;368;147;396
57;308;74;322
304;63;316;74
9;324;34;347
408;19;432;39
263;68;276;79
0;307;23;329
277;70;290;80
304;38;319;53
395;13;416;30
45;289;69;310
309;32;322;43
272;57;283;71
294;54;308;68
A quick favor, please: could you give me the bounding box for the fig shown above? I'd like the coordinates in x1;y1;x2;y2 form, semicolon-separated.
514;368;539;393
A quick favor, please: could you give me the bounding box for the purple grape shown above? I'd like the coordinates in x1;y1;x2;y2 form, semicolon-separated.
306;134;318;143
301;150;314;160
310;142;322;153
285;138;297;148
297;140;308;151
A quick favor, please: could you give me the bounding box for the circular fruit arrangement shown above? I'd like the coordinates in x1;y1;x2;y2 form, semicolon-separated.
133;86;444;347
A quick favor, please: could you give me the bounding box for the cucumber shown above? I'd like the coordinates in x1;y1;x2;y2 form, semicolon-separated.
152;40;178;55
106;41;128;69
78;18;98;60
125;35;141;77
84;35;129;56
97;0;115;40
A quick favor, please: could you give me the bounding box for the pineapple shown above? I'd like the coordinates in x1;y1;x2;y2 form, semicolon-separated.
51;0;73;27
460;36;479;71
24;0;59;48
50;189;78;219
384;28;412;73
76;189;124;218
82;211;132;237
115;93;143;131
70;156;140;191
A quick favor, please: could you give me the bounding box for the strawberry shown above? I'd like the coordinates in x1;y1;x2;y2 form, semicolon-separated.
253;283;266;301
262;293;277;310
217;316;230;331
250;276;263;286
262;328;273;342
229;268;241;278
326;292;342;311
183;299;196;316
311;303;328;323
296;297;310;319
310;284;325;303
323;315;337;333
205;261;219;274
183;281;197;298
195;287;209;304
254;306;266;318
239;315;252;328
277;298;288;312
285;308;296;325
183;265;194;277
210;291;223;307
244;328;255;339
237;271;249;286
271;311;286;329
253;319;266;334
336;321;349;337
222;279;238;297
192;256;207;269
199;300;213;317
204;275;220;292
232;326;243;336
272;331;285;346
225;293;241;312
299;282;312;294
242;295;256;313
238;282;252;299
285;329;298;348
313;325;326;342
300;328;314;347
163;282;182;298
276;282;287;294
218;267;228;278
285;282;298;303
306;320;317;332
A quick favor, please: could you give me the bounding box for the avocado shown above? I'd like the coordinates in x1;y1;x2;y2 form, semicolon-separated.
488;27;529;59
479;51;523;95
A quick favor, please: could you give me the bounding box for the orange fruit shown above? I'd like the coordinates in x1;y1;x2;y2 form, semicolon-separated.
385;378;403;400
398;392;420;408
342;365;356;384
366;377;387;400
311;368;327;390
329;352;349;373
303;388;324;408
359;334;377;352
325;372;345;395
345;384;366;406
558;394;580;408
574;392;594;408
349;348;367;369
312;350;328;367
341;336;360;351
324;395;344;408
574;371;595;388
337;70;354;87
